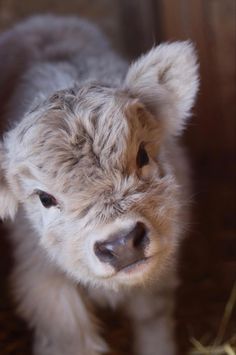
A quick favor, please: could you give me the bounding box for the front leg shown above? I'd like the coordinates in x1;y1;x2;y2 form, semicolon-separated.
11;246;108;355
126;284;176;355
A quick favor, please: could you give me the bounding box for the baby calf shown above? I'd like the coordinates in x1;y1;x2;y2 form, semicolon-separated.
0;15;199;355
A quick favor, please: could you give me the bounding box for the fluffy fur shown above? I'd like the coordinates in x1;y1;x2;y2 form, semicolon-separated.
0;15;199;355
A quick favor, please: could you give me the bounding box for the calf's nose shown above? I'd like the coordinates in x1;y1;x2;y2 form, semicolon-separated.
94;222;149;270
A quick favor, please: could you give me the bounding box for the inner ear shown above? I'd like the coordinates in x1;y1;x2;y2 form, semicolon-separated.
124;99;154;129
124;42;199;136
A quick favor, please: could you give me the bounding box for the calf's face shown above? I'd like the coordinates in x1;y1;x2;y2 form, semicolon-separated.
0;42;199;289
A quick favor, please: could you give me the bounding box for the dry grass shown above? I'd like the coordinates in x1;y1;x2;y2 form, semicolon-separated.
189;284;236;355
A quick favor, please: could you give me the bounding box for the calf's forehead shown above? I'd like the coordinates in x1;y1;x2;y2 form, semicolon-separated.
13;86;138;187
8;84;161;201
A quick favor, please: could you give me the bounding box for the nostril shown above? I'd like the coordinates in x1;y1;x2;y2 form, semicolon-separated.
94;222;149;269
132;222;149;249
94;241;116;263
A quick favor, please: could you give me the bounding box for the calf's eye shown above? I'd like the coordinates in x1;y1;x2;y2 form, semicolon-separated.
136;143;149;168
37;191;58;208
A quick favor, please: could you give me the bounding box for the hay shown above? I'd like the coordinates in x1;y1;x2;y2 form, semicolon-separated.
189;284;236;355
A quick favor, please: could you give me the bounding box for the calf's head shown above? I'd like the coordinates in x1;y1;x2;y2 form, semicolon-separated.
0;42;199;289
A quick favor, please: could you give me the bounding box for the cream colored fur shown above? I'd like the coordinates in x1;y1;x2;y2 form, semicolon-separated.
0;15;199;355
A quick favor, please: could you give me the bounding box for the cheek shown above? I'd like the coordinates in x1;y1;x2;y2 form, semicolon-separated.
25;198;61;234
40;221;89;267
41;206;61;225
41;227;101;284
24;202;44;235
42;230;61;249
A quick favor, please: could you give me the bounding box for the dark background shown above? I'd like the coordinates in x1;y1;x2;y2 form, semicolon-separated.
0;1;235;354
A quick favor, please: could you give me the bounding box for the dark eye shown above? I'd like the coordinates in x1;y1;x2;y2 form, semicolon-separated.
136;143;149;168
38;191;58;208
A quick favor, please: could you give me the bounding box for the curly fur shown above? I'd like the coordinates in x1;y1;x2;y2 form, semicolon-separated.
0;15;199;355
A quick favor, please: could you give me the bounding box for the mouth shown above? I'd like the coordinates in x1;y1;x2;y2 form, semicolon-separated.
118;257;152;274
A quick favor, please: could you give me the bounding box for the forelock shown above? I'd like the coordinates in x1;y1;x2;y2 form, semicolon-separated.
13;84;134;190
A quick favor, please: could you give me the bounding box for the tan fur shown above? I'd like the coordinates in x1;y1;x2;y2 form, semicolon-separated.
0;15;199;355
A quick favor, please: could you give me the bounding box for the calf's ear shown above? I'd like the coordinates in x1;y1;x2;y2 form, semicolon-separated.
124;41;199;136
0;142;18;220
